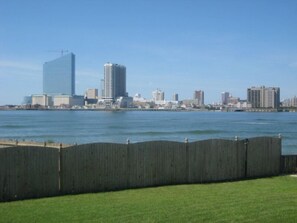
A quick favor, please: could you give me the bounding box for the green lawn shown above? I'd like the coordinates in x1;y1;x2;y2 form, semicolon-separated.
0;176;297;223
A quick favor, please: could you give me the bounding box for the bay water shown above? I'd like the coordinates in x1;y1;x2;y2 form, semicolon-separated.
0;110;296;155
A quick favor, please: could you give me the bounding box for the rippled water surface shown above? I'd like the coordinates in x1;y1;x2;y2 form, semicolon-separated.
0;110;296;154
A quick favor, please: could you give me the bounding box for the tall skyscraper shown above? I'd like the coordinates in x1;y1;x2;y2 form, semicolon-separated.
221;92;230;105
172;93;179;101
193;90;204;106
104;63;126;100
247;86;280;108
43;53;75;96
152;89;165;101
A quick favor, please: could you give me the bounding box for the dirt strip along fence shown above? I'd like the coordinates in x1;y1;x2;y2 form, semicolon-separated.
0;136;291;202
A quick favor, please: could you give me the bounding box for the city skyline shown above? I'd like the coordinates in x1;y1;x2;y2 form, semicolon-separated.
1;0;297;105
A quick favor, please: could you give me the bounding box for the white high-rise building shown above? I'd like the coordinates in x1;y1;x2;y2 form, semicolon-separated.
104;63;126;100
152;89;165;102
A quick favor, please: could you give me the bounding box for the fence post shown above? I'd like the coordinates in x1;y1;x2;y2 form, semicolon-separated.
278;134;282;174
185;138;189;183
58;146;61;193
126;139;130;188
244;138;249;178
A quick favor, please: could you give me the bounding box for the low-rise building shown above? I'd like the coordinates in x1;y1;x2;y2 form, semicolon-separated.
53;95;84;107
23;96;32;105
116;96;133;108
32;94;53;107
282;96;297;107
182;99;200;107
85;88;98;99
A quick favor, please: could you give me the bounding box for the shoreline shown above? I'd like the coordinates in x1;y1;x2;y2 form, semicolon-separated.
0;107;294;112
0;139;72;149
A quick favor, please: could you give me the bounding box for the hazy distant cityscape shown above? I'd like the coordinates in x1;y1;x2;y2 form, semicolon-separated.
1;52;297;112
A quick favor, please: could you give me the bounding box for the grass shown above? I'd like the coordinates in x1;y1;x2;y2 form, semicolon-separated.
0;176;297;222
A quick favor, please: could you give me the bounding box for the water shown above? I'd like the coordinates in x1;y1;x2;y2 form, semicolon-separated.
0;110;296;154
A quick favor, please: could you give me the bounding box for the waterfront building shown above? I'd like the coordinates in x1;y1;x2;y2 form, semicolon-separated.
133;93;147;102
151;89;165;106
53;95;84;107
133;93;149;108
182;99;200;108
263;87;280;108
32;94;53;107
283;96;297;107
152;89;165;102
23;96;32;105
288;96;297;107
104;63;127;100
193;90;204;106
247;86;280;108
228;96;239;105
221;92;230;105
84;89;98;105
292;97;297;107
43;53;75;96
282;99;290;107
85;89;98;99
116;96;133;108
172;93;179;102
100;79;105;98
247;88;261;108
234;100;251;109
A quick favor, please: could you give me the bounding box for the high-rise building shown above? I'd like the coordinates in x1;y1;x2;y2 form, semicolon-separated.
221;92;230;105
152;89;165;102
247;86;280;108
104;63;126;100
172;93;179;101
43;53;75;96
193;90;204;106
263;87;280;108
247;88;261;108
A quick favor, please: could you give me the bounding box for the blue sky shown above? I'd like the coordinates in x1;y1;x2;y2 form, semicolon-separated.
0;0;297;105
